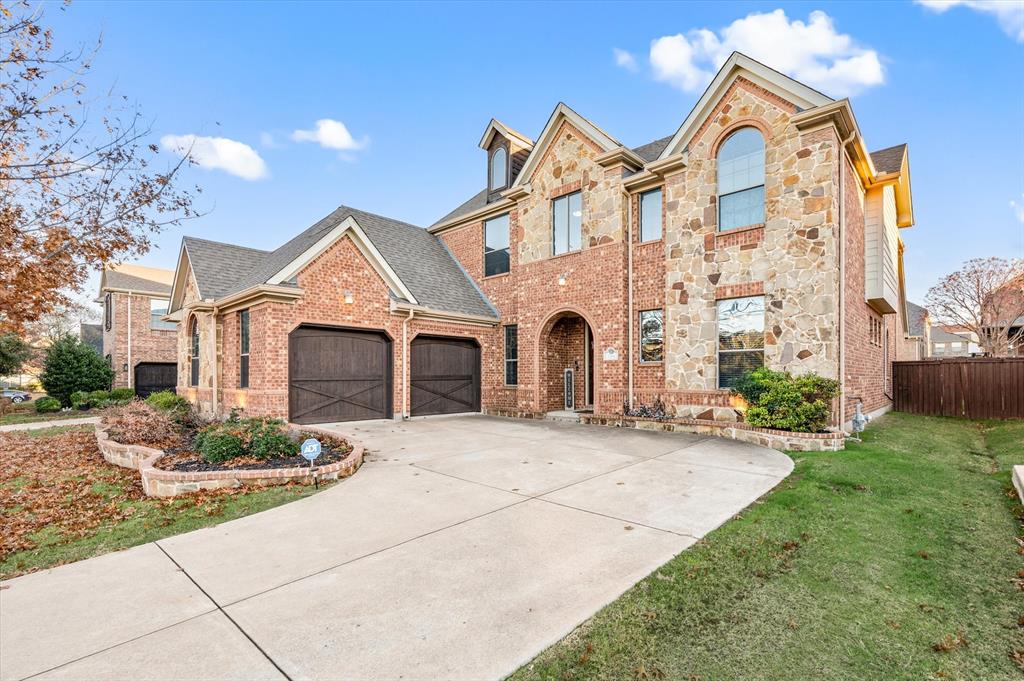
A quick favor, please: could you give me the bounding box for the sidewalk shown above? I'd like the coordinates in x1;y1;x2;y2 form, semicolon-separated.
0;416;100;433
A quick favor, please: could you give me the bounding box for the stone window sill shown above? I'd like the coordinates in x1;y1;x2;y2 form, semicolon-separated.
483;272;511;281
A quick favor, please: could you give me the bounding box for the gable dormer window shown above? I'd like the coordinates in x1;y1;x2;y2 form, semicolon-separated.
490;147;507;191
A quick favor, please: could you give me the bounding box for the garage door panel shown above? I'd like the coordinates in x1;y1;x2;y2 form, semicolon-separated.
410;337;480;417
134;363;177;399
289;327;392;424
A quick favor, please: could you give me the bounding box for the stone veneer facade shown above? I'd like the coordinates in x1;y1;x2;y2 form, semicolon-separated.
172;64;909;431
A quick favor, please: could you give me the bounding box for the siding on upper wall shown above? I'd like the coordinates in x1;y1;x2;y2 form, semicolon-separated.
864;184;899;313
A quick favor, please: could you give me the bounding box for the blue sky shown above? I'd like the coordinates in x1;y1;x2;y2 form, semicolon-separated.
55;1;1023;306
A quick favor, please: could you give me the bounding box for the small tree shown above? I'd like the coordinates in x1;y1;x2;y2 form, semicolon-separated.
0;333;34;376
924;258;1024;357
39;335;113;406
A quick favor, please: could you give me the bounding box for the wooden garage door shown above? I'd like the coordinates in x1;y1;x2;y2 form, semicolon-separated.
289;326;392;424
410;336;481;416
133;363;177;399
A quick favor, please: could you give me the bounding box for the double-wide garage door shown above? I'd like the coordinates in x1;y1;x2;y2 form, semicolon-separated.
288;327;481;424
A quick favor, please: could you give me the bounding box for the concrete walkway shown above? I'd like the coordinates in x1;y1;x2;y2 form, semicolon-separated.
0;415;793;681
0;416;100;432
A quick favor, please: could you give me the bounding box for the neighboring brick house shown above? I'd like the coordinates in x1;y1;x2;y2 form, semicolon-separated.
930;327;978;358
166;52;915;429
98;264;178;396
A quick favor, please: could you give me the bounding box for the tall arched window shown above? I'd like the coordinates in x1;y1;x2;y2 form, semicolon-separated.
717;127;765;231
189;317;200;387
490;147;507;190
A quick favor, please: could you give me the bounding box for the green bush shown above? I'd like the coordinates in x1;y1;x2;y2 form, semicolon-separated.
109;388;135;403
35;396;61;413
146;390;190;413
732;367;839;433
194;416;298;463
70;390;91;410
39;336;114;407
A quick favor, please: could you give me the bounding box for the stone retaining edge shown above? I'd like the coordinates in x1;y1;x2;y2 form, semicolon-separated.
95;424;364;497
582;414;846;452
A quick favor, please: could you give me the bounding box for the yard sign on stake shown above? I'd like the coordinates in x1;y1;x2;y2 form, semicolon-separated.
301;437;321;489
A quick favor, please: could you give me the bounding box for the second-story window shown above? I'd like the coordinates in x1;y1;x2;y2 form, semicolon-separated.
189;317;200;387
552;191;582;256
490;147;507;190
150;299;175;330
484;213;510;276
239;309;250;389
717;127;765;231
640;188;662;242
104;293;112;331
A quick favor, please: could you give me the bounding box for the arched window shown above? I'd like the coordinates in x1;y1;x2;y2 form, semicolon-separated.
189;317;200;387
717;127;765;231
490;147;507;190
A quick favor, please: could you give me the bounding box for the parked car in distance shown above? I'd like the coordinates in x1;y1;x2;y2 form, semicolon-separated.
1;389;32;403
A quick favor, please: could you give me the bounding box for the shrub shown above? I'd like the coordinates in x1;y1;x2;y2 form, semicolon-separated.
146;390;191;413
35;396;61;413
39;336;114;407
109;388;135;403
103;402;181;447
195;416;299;463
732;368;839;433
0;333;34;376
70;390;91;410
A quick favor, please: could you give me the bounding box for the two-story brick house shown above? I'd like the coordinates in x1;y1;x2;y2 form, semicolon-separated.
166;53;914;429
98;264;178;396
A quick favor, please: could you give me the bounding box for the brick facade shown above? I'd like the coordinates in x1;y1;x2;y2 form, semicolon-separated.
101;290;177;389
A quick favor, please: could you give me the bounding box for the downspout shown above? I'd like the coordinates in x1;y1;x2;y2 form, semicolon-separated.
838;128;857;431
126;292;133;389
624;187;634;411
402;309;415;419
211;305;220;416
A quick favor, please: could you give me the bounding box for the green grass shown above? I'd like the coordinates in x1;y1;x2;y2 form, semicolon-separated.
0;408;96;426
513;413;1024;681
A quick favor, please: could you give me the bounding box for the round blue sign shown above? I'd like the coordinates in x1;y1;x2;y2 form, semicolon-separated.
301;438;322;461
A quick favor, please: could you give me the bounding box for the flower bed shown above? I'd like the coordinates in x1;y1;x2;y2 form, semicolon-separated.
582;414;845;451
96;423;363;497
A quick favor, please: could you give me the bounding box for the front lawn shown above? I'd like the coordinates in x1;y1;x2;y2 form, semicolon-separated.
0;425;326;579
514;414;1024;680
0;407;97;426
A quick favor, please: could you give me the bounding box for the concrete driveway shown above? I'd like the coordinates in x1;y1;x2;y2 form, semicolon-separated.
1;415;793;681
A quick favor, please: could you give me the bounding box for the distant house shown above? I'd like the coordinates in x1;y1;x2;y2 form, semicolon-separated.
97;264;178;397
930;327;977;358
900;301;931;360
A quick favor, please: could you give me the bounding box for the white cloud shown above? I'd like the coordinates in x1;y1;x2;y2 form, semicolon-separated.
917;1;1024;42
159;134;267;180
1011;195;1024;223
648;9;885;97
291;119;368;151
613;48;638;72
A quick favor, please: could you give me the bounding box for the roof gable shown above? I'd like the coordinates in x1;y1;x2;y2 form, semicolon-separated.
658;52;833;160
512;103;623;187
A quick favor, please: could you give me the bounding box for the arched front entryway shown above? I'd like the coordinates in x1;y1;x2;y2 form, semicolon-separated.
537;310;596;414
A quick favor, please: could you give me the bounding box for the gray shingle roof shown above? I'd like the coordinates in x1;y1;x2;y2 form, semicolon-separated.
906;301;928;337
931;327;969;343
103;270;172;296
431;188;488;228
183;206;497;320
870;144;907;175
631;135;673;162
183;237;271;300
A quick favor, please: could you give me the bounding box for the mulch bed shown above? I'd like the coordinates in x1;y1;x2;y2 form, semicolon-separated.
155;442;352;473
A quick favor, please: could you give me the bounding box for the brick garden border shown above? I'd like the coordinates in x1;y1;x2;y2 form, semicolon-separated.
95;424;364;498
582;414;846;452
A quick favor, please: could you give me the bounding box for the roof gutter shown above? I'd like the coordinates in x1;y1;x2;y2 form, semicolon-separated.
389;300;499;327
428;196;517;234
210;284;305;314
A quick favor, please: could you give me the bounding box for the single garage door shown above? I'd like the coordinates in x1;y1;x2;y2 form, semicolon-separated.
133;362;177;399
410;336;481;416
289;326;392;424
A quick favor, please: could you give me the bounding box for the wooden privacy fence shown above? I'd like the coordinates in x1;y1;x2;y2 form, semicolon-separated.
893;357;1024;419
